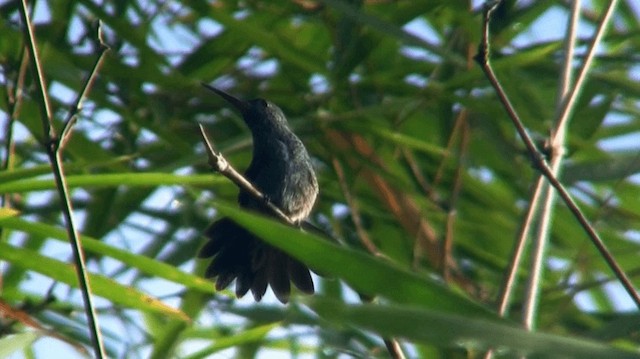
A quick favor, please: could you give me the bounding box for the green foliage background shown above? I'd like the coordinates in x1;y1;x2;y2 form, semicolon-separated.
1;0;640;358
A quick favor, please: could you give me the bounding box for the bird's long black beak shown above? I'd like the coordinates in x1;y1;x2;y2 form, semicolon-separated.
201;83;250;114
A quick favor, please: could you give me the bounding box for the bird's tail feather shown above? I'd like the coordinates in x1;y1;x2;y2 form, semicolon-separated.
198;217;314;303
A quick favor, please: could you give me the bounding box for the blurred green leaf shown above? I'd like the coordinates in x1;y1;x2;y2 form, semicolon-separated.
0;173;223;193
0;242;189;321
0;216;214;294
216;202;492;317
306;298;639;358
0;332;39;358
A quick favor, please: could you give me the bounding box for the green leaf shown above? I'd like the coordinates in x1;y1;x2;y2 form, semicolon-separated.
0;173;223;193
0;216;214;294
306;298;640;359
0;207;20;219
214;202;492;318
0;332;39;358
0;242;189;321
562;152;640;183
183;323;280;359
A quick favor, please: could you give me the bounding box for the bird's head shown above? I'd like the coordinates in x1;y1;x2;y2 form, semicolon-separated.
202;83;289;132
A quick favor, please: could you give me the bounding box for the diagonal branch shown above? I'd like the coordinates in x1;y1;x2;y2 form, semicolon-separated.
474;0;640;309
331;157;381;256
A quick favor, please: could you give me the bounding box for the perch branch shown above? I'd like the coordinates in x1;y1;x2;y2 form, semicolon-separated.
197;124;295;226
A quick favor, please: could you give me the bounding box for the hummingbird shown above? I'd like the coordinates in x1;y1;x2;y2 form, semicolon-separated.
198;84;319;303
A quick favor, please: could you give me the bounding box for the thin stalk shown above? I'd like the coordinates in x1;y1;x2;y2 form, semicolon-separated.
522;0;582;330
474;0;640;309
19;1;109;357
523;0;620;330
495;175;545;317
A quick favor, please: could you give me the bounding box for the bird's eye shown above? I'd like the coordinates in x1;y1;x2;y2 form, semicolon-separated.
258;99;268;108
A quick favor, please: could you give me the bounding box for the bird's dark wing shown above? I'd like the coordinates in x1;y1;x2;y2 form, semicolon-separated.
281;138;318;221
239;139;289;210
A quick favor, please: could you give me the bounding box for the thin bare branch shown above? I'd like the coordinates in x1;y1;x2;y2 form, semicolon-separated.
60;21;110;149
1;50;29;207
19;1;107;356
474;0;640;310
383;337;406;359
522;0;586;331
554;0;581;120
332;158;381;256
553;0;619;140
402;149;433;198
19;0;53;142
523;184;554;329
442;112;469;283
495;176;544;316
0;298;89;356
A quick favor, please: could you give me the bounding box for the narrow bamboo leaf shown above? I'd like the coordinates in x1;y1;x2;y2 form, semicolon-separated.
0;207;20;219
0;173;223;193
562;153;640;183
375;128;447;155
144;261;212;359
0;332;39;358
0;217;214;294
0;242;189;321
183;323;279;359
0;156;135;184
306;298;639;359
214;202;492;317
0;164;52;183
